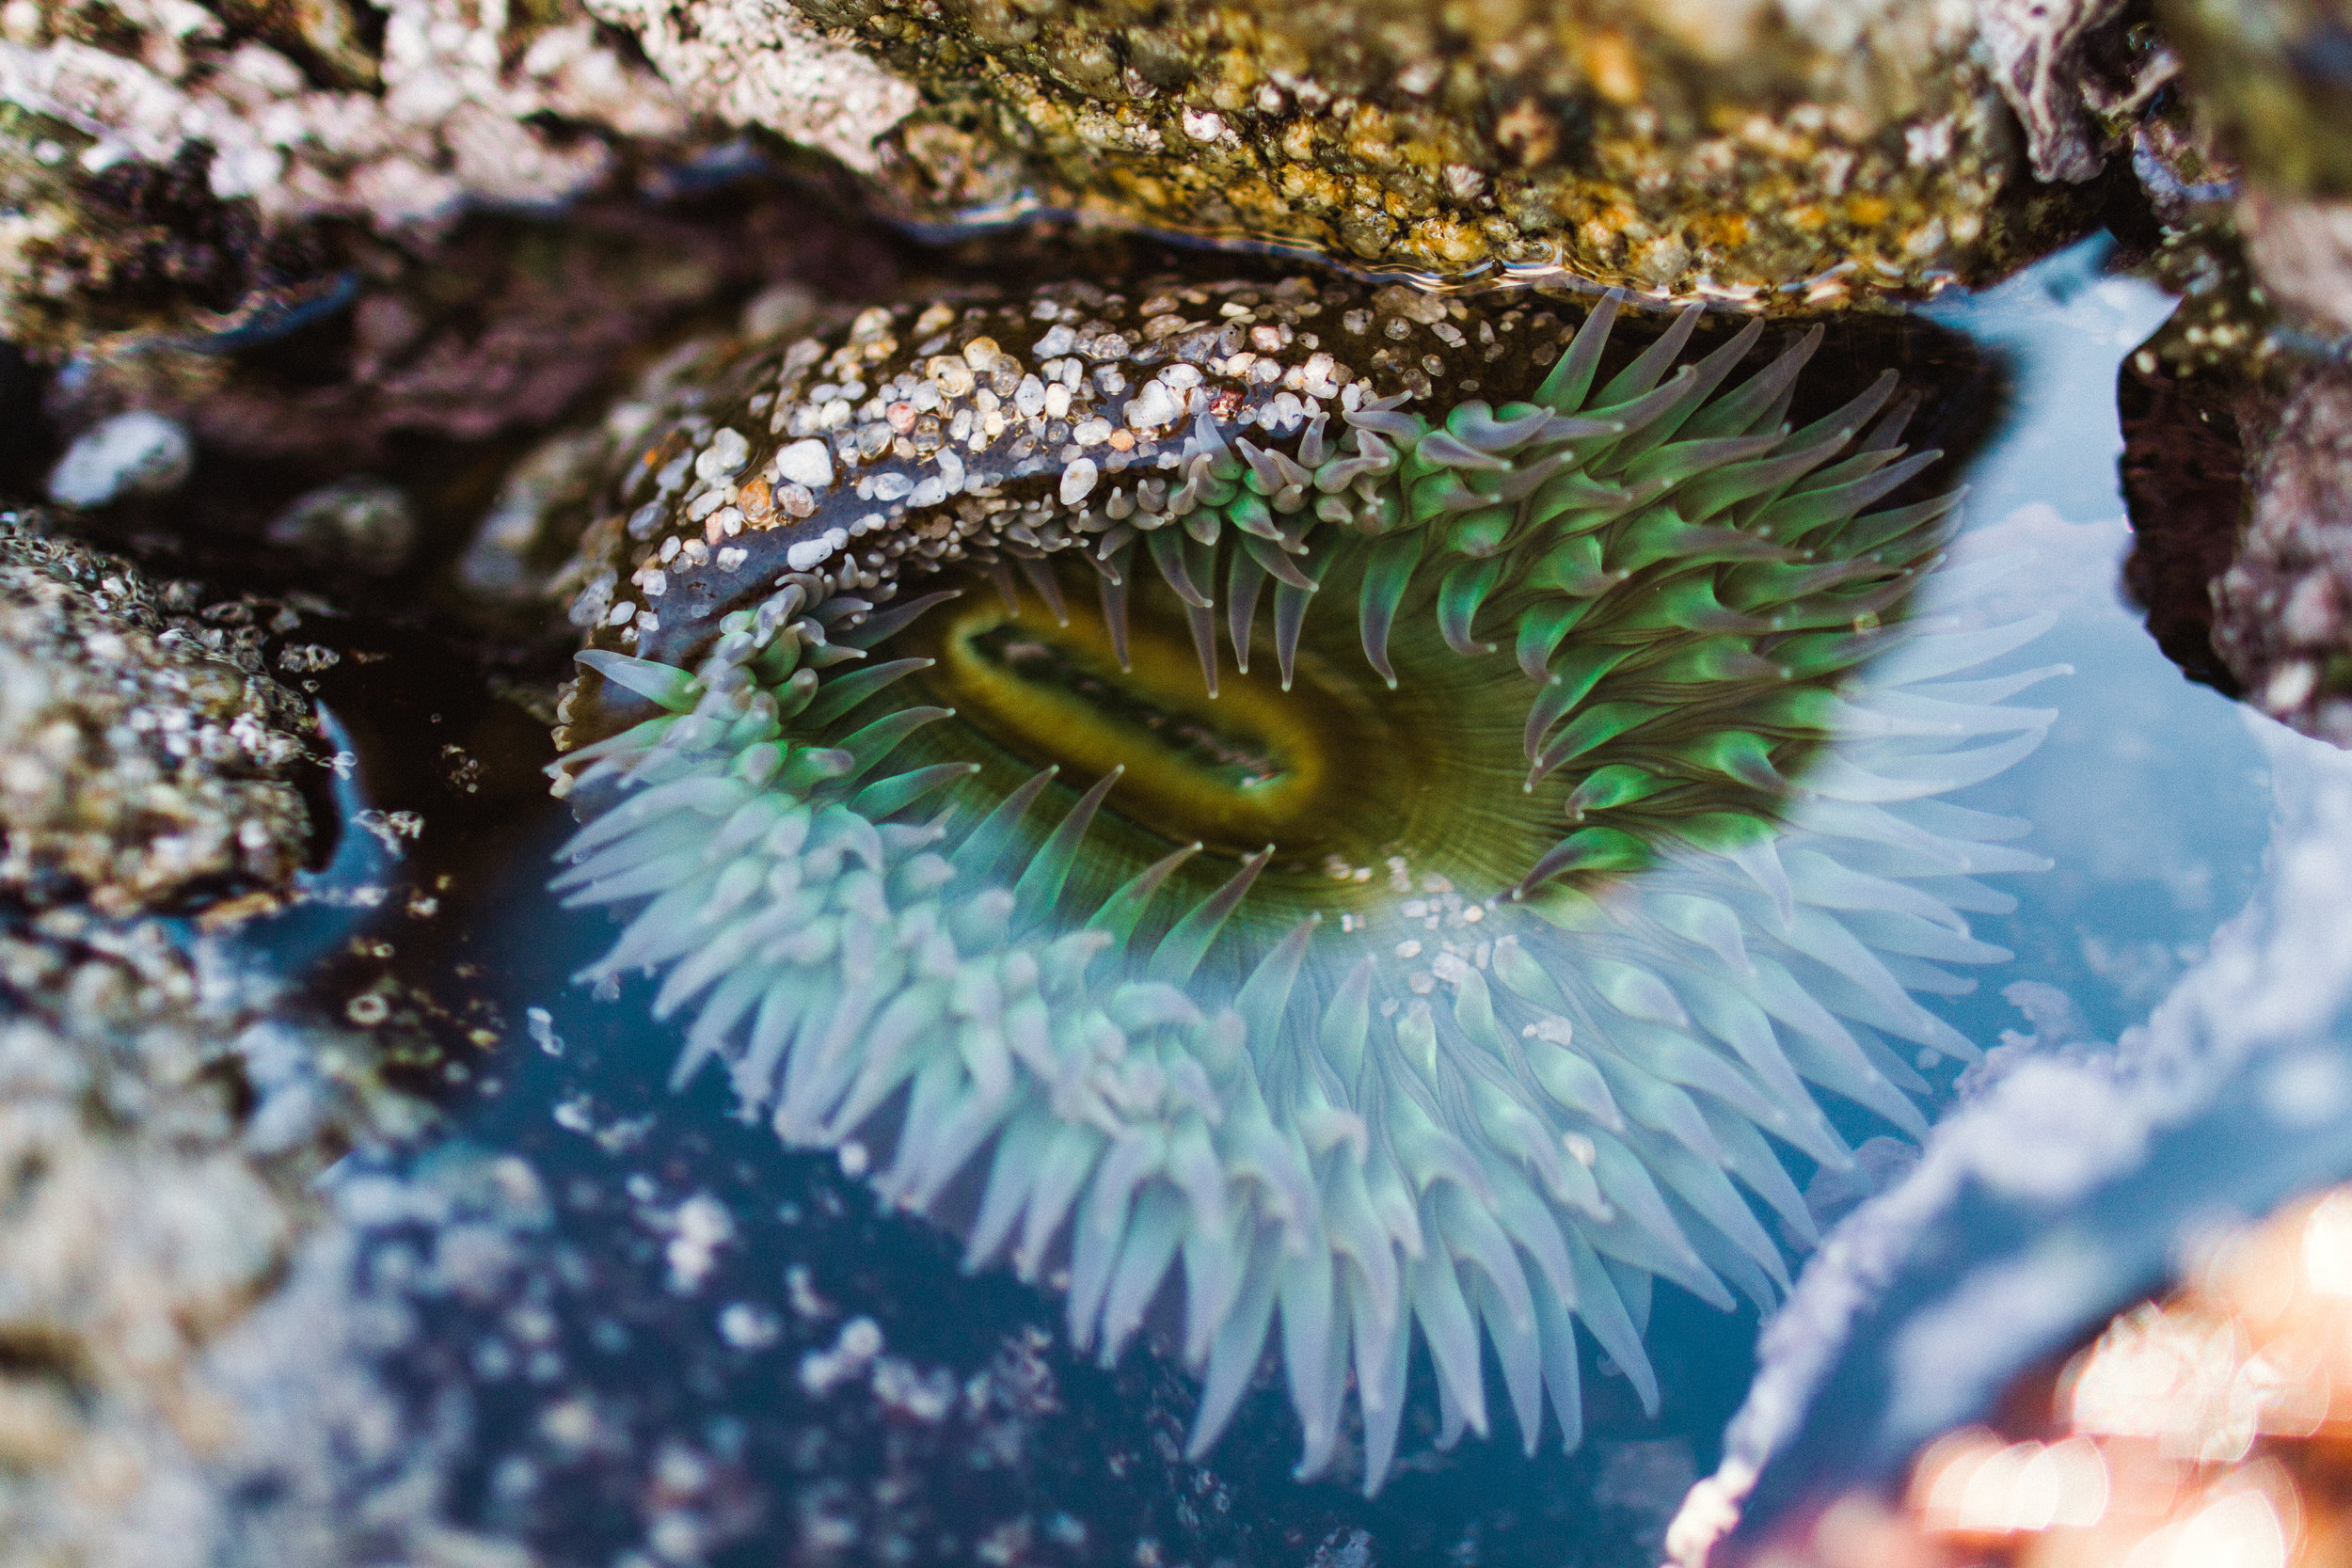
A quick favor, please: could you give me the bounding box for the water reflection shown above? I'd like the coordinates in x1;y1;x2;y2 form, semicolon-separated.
1670;245;2352;1563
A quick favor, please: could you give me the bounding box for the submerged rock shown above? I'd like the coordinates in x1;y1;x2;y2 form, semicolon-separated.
0;911;435;1568
45;409;191;509
0;515;317;915
592;0;2099;303
263;477;418;578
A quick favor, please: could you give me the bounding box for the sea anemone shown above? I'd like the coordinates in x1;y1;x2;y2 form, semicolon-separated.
550;277;2054;1491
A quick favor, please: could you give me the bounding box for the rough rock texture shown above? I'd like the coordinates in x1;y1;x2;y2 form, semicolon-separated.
584;0;917;174
0;515;317;915
2119;324;2352;750
1976;0;2151;185
2238;187;2352;339
0;114;340;362
2104;0;2352;747
2213;363;2352;745
580;0;2095;304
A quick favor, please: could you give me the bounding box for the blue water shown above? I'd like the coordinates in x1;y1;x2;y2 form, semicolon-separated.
1918;242;2271;1052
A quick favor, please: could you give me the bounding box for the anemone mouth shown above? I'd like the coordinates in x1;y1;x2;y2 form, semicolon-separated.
906;569;1399;867
553;289;2057;1494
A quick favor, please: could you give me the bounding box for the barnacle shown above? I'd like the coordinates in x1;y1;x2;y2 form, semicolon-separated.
552;277;2054;1492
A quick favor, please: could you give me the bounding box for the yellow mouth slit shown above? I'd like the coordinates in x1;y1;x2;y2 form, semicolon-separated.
916;581;1398;861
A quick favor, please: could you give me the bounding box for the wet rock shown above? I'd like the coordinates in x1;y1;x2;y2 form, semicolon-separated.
2117;321;2258;697
46;188;905;481
588;0;2102;304
2119;292;2352;749
585;0;918;175
45;409;192;509
0;128;340;363
2213;363;2352;745
0;514;316;915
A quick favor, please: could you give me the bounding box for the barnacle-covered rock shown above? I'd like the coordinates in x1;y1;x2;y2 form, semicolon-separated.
0;119;340;362
0;514;317;915
0;0;694;360
586;0;2099;305
549;273;2057;1489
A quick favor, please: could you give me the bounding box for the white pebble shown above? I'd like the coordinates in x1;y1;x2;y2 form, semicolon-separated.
786;527;850;570
47;411;193;509
1125;379;1180;430
771;437;834;489
695;427;751;482
1059;457;1100;505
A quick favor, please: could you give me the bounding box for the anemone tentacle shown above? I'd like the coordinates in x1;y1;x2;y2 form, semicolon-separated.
555;288;2049;1493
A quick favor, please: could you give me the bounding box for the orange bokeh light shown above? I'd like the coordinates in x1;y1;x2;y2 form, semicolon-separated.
1724;1186;2352;1568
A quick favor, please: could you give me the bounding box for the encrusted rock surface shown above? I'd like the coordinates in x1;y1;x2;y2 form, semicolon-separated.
0;515;316;914
4;0;2131;341
594;0;2096;304
0;0;691;357
2119;318;2352;750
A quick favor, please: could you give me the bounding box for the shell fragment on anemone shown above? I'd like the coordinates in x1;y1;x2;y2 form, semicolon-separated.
550;276;2058;1493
